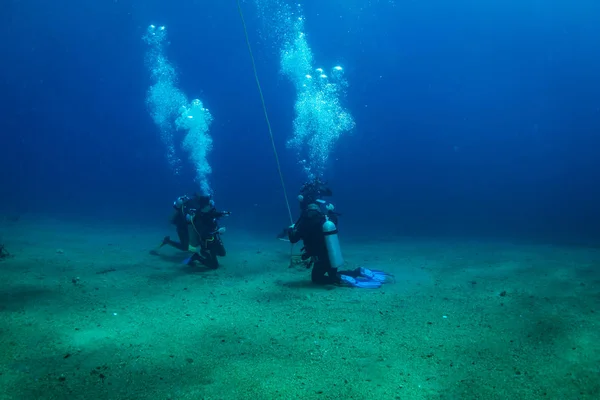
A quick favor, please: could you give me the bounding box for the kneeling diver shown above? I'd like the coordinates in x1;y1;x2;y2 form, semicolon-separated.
160;193;231;268
284;179;392;288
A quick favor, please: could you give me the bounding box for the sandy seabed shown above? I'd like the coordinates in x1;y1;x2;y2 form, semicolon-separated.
0;216;599;400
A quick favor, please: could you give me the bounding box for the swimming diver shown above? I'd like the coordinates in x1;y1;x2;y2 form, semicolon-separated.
283;179;391;288
160;193;231;269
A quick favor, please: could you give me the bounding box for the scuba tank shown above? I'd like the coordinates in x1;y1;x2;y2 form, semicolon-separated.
323;216;344;268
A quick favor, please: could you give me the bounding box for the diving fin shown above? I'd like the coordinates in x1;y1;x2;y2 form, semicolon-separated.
359;267;394;283
182;253;201;265
340;275;382;289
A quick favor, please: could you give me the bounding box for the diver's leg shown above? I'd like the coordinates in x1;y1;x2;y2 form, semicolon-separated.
192;249;219;269
203;239;223;269
161;222;189;251
311;264;327;284
205;250;219;269
214;237;226;257
312;259;361;285
337;268;360;278
188;239;216;269
161;237;187;251
311;258;338;284
188;226;201;251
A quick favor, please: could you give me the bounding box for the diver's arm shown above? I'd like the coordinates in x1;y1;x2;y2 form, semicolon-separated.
287;215;304;244
170;195;190;224
212;209;231;218
288;228;302;244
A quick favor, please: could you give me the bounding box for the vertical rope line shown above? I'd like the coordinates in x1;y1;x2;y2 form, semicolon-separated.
236;0;293;225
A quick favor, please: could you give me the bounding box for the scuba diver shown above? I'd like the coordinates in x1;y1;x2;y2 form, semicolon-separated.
282;178;392;288
160;193;231;269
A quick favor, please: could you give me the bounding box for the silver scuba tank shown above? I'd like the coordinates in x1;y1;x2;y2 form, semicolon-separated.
322;216;344;268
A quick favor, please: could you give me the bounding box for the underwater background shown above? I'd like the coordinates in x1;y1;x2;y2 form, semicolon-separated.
1;0;600;399
2;0;599;240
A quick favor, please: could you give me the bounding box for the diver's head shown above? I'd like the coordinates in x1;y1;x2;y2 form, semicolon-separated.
196;194;215;213
297;194;312;211
299;179;332;199
298;178;332;210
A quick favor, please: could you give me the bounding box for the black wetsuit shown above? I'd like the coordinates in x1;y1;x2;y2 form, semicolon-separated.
190;207;228;269
288;206;359;284
164;195;228;269
165;196;205;252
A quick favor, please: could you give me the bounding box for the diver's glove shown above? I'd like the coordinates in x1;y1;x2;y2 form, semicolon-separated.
185;210;196;223
325;203;335;212
209;227;227;236
286;224;296;236
277;225;293;239
222;211;232;216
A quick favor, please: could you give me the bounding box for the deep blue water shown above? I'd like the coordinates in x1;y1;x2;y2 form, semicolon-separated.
1;0;600;242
